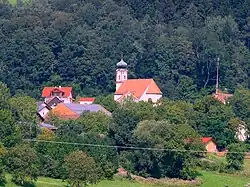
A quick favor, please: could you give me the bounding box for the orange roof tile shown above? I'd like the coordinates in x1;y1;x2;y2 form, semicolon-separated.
51;103;79;120
201;137;213;144
115;79;162;99
42;87;72;98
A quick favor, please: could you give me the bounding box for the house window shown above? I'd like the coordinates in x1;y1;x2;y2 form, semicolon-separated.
124;75;126;79
52;91;62;97
118;75;121;80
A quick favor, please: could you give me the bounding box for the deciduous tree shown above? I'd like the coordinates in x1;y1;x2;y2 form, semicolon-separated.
6;144;39;186
64;151;100;187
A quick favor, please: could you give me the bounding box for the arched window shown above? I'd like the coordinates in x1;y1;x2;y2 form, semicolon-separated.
118;75;121;80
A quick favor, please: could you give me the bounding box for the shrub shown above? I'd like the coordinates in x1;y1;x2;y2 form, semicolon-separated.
226;143;246;171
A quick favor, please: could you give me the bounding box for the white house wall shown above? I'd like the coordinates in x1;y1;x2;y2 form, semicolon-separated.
39;107;50;119
236;124;248;141
114;94;122;101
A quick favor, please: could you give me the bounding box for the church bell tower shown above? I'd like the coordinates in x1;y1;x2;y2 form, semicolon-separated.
116;59;128;91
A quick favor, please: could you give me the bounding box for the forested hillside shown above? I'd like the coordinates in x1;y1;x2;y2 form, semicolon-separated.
0;0;250;99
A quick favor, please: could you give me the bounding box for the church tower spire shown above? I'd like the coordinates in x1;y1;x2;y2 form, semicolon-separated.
116;58;128;91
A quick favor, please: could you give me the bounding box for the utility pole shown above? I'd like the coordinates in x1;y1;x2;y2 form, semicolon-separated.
215;57;220;94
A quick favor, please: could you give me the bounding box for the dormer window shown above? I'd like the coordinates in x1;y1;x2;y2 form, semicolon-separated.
51;89;64;97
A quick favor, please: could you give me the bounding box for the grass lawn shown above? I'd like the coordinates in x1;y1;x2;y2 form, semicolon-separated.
92;180;160;187
5;160;250;187
5;174;66;187
198;158;250;187
5;172;250;187
198;170;249;187
5;175;160;187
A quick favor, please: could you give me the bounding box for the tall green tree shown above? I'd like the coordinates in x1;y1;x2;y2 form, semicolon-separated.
193;96;236;149
110;101;156;146
9;95;38;138
129;120;202;179
0;144;6;187
6;144;39;186
94;94;118;113
0;109;21;147
0;82;10;110
231;89;250;129
64;151;100;187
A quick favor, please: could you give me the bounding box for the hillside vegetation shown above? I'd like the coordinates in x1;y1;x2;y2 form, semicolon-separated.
0;0;249;98
0;0;250;186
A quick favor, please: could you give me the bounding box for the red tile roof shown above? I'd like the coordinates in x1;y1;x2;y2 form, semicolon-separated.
42;87;72;98
201;137;213;144
79;97;95;102
115;79;162;99
51;103;79;120
213;90;233;104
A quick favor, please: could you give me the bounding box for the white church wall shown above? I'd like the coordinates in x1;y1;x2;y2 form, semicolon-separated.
140;85;162;103
140;93;162;103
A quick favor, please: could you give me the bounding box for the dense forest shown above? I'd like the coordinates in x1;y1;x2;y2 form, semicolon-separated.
0;0;249;99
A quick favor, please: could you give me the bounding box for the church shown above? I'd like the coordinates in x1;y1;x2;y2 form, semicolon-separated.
114;59;162;103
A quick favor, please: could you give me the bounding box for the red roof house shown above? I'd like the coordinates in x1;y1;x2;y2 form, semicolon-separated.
50;103;80;120
212;90;233;104
49;103;112;120
201;137;217;153
42;86;73;103
79;97;95;104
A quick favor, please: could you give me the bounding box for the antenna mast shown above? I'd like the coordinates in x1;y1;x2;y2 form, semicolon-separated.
216;57;220;94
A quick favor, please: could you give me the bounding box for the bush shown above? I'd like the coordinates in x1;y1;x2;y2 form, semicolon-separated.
226;143;246;171
199;158;227;172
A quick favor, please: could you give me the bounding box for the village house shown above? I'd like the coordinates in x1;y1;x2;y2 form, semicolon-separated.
114;59;162;103
37;102;51;120
37;96;63;120
201;137;218;153
42;86;73;103
37;101;111;121
38;87;110;122
50;103;111;120
212;89;233;104
79;97;95;104
185;137;218;153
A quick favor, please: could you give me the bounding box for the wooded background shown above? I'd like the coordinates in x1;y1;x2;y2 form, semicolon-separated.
0;0;249;99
